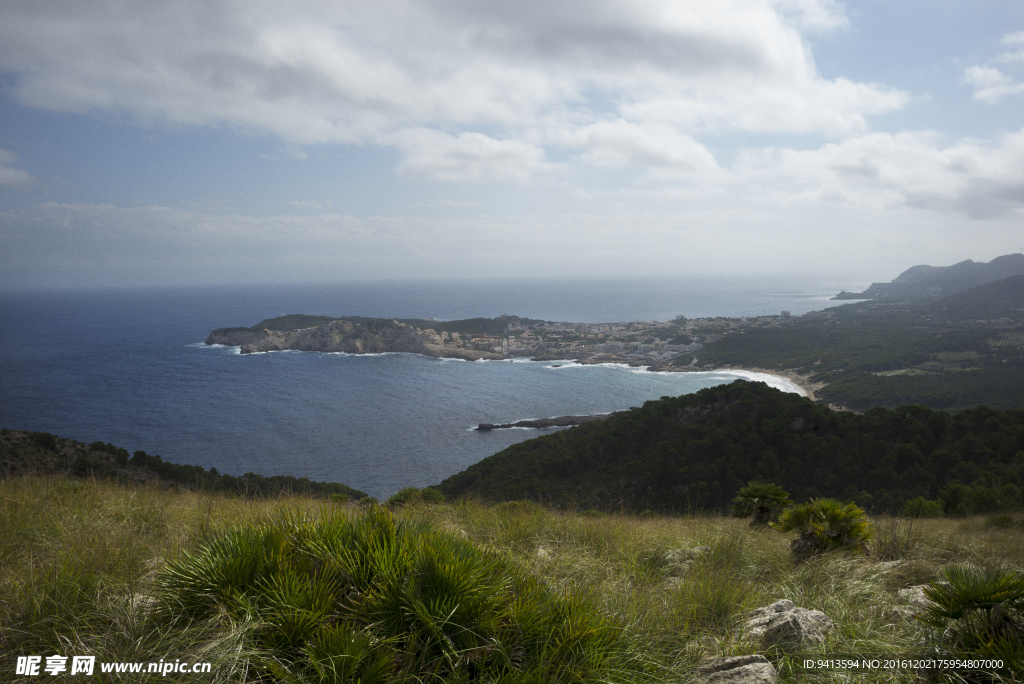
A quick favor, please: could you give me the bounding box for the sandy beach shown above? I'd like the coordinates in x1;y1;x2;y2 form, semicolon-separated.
700;367;826;401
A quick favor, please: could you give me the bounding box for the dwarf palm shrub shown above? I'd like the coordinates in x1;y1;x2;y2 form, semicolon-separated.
730;481;792;526
153;506;653;683
918;566;1024;677
771;498;872;558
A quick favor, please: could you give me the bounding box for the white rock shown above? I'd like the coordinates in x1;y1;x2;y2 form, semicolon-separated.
695;655;777;683
897;585;937;613
743;600;833;651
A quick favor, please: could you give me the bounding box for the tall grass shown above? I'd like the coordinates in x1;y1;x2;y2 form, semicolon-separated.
2;477;1022;682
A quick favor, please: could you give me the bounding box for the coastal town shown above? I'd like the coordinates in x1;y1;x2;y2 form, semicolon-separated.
417;312;794;370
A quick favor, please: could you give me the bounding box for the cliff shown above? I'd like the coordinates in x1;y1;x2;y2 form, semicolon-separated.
206;316;505;360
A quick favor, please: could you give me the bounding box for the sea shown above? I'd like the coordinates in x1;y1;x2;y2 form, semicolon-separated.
0;275;868;499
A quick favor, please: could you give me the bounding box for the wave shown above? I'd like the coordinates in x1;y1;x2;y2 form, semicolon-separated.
707;369;804;396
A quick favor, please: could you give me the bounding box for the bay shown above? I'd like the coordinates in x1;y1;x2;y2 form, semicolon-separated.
0;275;866;499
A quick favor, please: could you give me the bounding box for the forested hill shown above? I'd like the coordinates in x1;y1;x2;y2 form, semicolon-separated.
434;381;1024;514
0;429;367;500
694;274;1024;411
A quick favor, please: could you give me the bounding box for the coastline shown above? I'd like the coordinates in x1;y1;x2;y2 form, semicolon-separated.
710;367;824;401
518;356;821;401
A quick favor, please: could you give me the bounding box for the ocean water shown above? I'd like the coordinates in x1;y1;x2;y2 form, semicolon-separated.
0;275;866;499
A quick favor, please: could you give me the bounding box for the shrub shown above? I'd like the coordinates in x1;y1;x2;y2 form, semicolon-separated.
902;497;943;518
386;486;422;506
153;507;652;683
385;487;445;507
32;432;58;452
985;514;1017;529
419;487;444;504
771;498;872;558
918;566;1024;677
730;481;793;526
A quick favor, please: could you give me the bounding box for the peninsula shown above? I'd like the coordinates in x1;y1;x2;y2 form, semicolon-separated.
206;315;505;361
206;255;1024;412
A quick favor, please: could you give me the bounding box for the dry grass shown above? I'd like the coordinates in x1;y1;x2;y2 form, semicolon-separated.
1;476;1022;682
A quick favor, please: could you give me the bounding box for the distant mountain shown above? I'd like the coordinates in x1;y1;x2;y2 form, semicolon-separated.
833;253;1024;300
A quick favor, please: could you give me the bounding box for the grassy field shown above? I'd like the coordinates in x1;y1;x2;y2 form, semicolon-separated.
1;476;1021;682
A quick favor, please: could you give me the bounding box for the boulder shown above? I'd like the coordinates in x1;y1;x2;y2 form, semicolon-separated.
664;546;710;577
743;599;833;651
898;585;937;612
694;655;777;683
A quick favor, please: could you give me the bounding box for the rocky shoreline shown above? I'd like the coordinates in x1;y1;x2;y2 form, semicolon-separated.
205;317;822;404
475;413;616;431
205;319;504;360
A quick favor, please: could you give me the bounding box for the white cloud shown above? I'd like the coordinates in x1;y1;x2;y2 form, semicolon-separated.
565;120;722;178
963;32;1024;103
752;129;1024;218
771;0;849;32
393;129;553;181
0;0;906;181
964;66;1024;104
0;148;35;186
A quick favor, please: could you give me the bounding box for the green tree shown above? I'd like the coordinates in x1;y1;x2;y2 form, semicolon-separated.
730;481;793;526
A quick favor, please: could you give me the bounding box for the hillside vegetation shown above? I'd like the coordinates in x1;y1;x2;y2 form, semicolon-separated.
697;274;1024;411
435;381;1024;514
0;428;367;500
2;474;1022;682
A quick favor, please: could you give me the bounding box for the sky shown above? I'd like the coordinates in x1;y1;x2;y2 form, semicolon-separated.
1;0;1022;290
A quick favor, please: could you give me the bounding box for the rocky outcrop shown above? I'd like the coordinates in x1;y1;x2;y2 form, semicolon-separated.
889;584;939;620
743;599;833;651
424;344;504;361
206;318;504;360
694;655;777;684
475;414;614;431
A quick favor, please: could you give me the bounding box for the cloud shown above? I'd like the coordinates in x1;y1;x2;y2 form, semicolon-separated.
3;200;1019;290
751;129;1024;219
963;32;1024;104
393;129;553;181
963;66;1024;104
0;148;36;186
564;120;722;178
0;0;906;181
